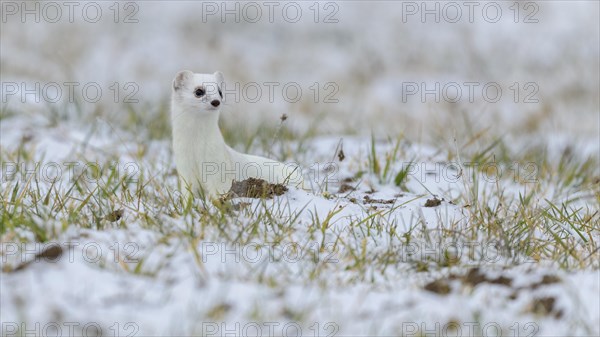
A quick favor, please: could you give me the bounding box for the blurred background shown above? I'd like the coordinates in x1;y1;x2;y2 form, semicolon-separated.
2;1;598;153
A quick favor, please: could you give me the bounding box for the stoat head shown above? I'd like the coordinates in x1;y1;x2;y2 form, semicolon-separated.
172;70;225;114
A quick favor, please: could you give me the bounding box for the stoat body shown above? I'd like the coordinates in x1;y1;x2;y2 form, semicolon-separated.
171;70;302;197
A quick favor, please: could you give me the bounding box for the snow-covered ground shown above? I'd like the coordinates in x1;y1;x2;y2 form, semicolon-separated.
1;1;599;336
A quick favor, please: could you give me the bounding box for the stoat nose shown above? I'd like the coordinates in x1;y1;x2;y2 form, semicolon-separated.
211;100;220;107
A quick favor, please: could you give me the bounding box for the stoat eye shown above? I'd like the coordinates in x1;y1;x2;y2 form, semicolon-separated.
194;88;205;97
218;88;223;99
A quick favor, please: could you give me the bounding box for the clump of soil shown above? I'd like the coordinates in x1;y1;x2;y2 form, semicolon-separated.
530;275;561;289
424;279;451;294
460;267;512;287
13;244;64;272
224;178;288;199
424;197;442;207
423;268;564;318
363;195;395;204
531;297;563;318
424;267;513;295
104;209;124;222
338;183;355;194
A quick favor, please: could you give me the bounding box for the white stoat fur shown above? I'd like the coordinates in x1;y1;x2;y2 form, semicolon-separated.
171;70;303;197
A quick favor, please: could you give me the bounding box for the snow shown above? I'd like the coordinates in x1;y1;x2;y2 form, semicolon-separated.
2;121;598;334
1;1;599;336
2;229;599;335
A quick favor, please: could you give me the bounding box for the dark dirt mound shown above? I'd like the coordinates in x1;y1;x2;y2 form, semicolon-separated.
224;178;288;199
424;197;442;207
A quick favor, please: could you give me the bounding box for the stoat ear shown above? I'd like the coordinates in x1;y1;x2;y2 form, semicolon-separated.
213;71;225;86
173;70;193;91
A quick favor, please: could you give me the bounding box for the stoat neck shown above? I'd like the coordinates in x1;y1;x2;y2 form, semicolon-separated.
174;110;226;146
